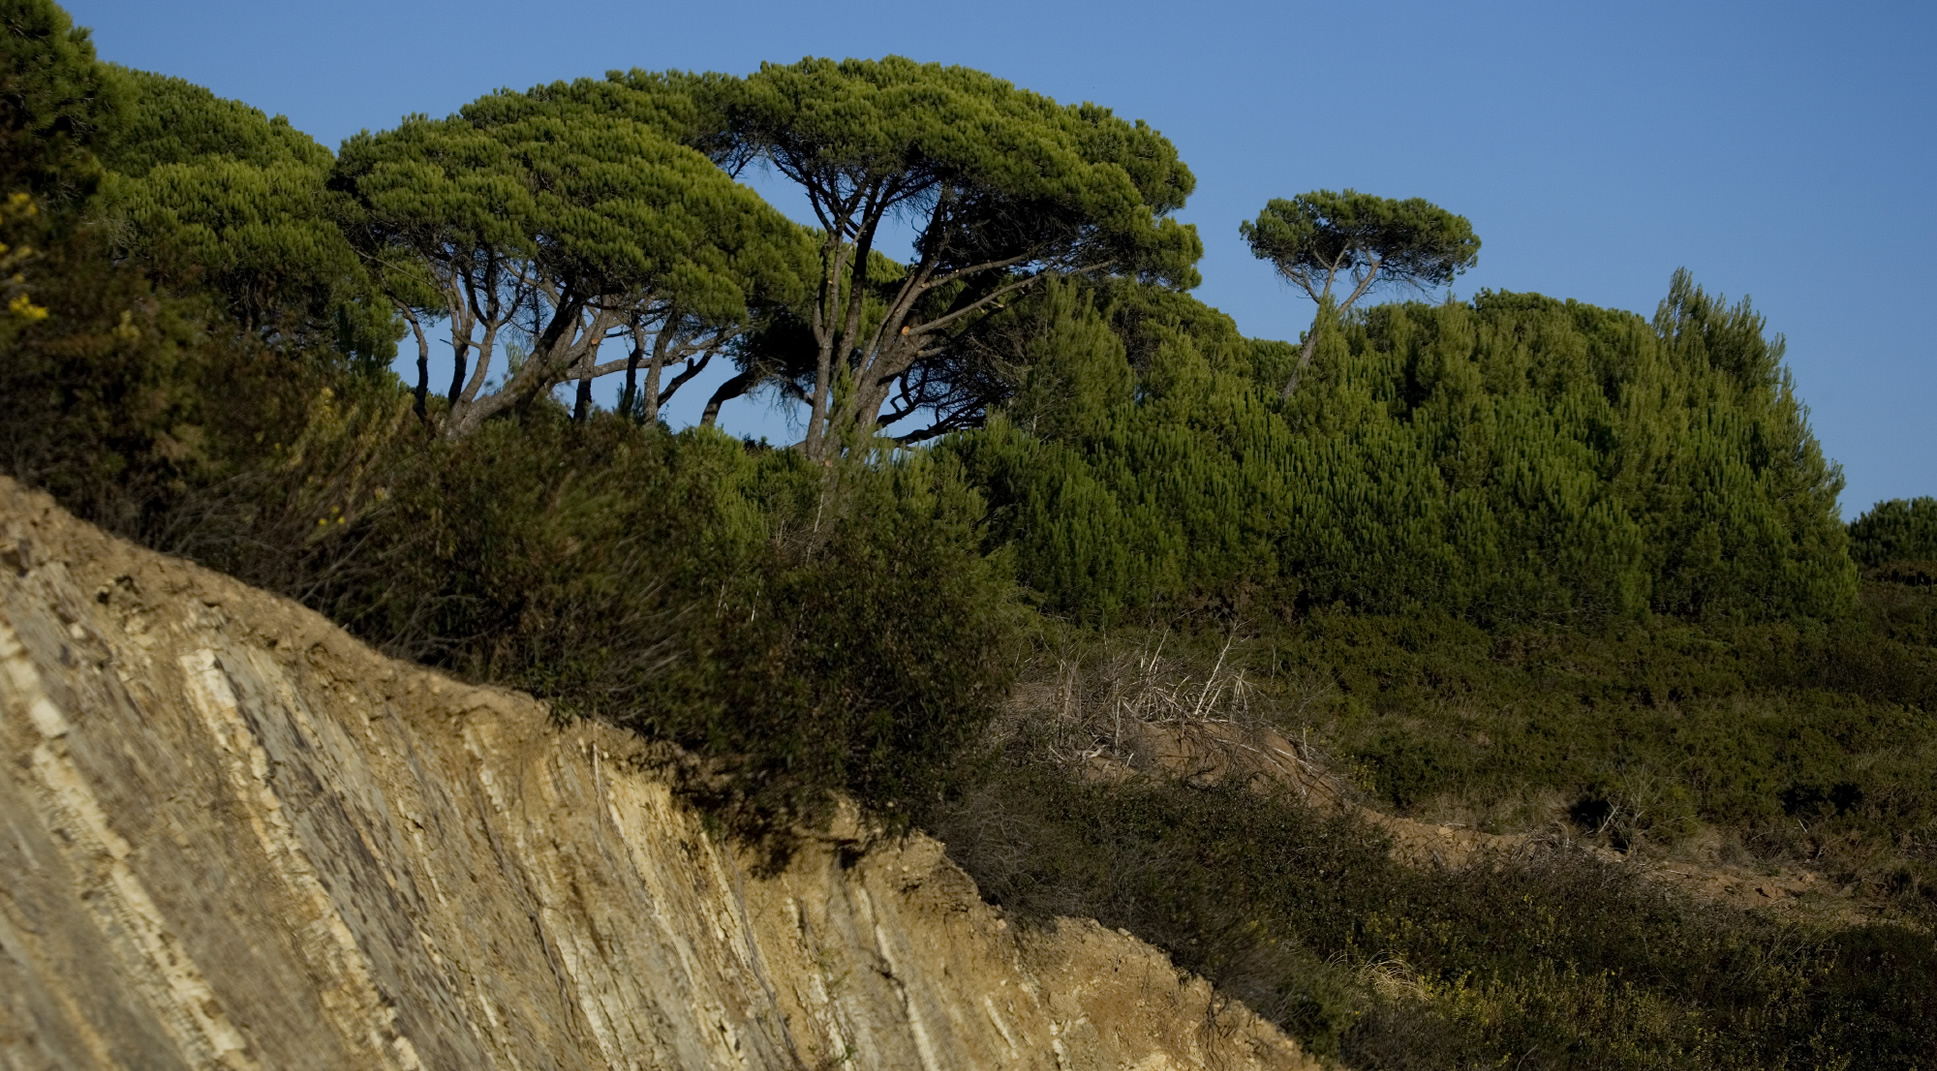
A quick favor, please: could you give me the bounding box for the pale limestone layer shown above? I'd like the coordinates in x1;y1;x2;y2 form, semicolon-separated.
0;478;1316;1071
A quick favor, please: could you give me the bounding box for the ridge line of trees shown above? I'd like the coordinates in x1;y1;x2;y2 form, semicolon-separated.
6;0;1871;631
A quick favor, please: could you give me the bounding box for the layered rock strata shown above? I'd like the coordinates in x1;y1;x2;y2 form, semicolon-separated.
0;478;1314;1071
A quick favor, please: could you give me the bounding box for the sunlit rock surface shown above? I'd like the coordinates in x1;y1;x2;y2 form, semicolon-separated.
0;478;1315;1070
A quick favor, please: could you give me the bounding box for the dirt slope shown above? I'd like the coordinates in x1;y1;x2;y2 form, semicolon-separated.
0;477;1317;1071
1107;710;1876;927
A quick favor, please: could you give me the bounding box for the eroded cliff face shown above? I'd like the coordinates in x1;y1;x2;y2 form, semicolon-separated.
0;479;1316;1071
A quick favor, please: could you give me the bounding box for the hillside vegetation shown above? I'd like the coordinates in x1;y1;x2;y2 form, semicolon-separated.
3;1;1933;1065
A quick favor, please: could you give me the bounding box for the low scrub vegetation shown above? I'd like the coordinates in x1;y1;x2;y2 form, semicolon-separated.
931;756;1937;1069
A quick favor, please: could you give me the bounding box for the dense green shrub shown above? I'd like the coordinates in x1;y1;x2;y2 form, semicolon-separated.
1849;497;1937;568
3;327;1019;824
0;232;323;535
318;418;1018;821
955;273;1855;626
2;289;1017;825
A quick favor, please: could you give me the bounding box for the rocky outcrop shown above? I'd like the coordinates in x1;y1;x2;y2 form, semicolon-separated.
0;478;1316;1071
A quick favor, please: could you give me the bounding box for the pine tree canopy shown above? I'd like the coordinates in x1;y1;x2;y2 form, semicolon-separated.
0;0;119;208
332;75;815;435
92;67;397;366
96;66;328;176
1242;189;1479;394
714;56;1203;457
0;14;1870;631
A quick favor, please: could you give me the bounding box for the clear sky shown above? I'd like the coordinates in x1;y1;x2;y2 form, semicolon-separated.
62;0;1935;516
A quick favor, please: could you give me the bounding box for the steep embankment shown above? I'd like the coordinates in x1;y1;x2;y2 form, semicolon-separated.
0;478;1315;1071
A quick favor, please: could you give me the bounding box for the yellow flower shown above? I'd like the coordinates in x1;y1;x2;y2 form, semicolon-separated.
7;293;48;322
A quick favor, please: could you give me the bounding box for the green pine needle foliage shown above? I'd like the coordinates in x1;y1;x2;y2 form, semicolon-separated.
0;0;121;211
93;66;401;368
1849;497;1937;569
955;271;1854;625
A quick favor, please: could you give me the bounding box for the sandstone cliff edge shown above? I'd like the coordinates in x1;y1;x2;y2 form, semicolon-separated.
0;478;1315;1071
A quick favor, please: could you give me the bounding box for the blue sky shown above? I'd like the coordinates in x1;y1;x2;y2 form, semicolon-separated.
64;0;1935;515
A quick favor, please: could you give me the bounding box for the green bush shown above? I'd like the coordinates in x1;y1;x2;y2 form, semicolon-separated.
956;274;1855;626
372;424;1027;821
0;232;325;536
2;317;1019;826
1849;497;1937;569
